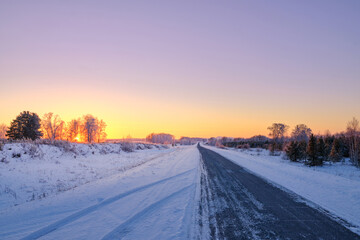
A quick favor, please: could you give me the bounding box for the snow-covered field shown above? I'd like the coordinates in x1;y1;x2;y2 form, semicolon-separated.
1;142;360;239
204;145;360;234
0;142;170;210
0;144;200;240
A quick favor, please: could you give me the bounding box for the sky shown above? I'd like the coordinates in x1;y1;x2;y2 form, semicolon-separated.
0;0;359;139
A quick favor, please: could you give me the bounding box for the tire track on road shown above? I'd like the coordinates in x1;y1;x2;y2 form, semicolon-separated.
21;169;194;240
101;185;193;240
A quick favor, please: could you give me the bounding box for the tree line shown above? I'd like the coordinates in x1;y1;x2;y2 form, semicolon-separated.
145;133;174;144
267;118;359;167
0;111;107;143
218;118;359;167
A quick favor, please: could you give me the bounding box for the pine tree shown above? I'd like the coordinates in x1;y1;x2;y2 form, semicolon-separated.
285;140;306;162
324;135;334;157
6;119;22;140
285;141;300;162
329;138;342;162
285;141;296;161
307;134;321;166
6;111;43;140
298;140;308;160
317;137;327;162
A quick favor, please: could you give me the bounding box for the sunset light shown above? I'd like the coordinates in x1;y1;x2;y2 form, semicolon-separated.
74;135;81;143
1;1;360;239
0;1;359;140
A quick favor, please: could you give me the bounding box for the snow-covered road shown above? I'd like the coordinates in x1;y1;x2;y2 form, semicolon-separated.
203;145;360;235
198;145;360;239
1;144;360;239
0;146;200;240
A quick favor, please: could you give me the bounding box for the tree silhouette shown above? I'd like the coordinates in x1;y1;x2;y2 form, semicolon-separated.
6;111;43;140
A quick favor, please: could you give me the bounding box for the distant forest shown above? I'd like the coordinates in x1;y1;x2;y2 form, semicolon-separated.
208;119;360;168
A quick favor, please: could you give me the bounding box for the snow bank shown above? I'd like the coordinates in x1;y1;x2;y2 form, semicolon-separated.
0;142;170;210
0;145;200;240
204;145;360;234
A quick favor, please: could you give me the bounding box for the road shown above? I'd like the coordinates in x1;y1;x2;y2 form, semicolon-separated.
198;145;360;240
1;145;359;239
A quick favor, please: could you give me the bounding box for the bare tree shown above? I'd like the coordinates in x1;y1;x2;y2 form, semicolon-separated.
0;124;8;139
268;123;289;153
66;119;81;142
268;123;289;143
81;115;98;143
291;124;312;142
41;113;64;142
96;119;107;143
346;117;359;166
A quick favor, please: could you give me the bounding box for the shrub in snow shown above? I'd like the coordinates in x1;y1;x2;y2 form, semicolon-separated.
121;141;135;152
53;140;77;154
237;144;250;150
28;144;43;158
19;142;43;158
12;153;21;158
136;144;145;150
269;142;282;156
99;147;109;155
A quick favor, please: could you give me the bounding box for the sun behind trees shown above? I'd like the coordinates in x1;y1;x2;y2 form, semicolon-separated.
41;113;107;143
5;111;107;143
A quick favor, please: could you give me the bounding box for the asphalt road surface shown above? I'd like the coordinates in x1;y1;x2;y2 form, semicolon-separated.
198;145;360;240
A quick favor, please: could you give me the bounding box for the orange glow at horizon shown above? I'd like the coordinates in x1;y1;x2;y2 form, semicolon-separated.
0;82;357;140
0;85;357;140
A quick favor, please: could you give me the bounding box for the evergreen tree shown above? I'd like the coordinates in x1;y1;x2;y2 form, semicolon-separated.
6;111;43;140
317;137;327;162
338;135;349;158
324;135;334;156
285;141;300;162
6;119;22;140
298;140;308;160
285;140;307;162
307;134;321;166
329;138;342;162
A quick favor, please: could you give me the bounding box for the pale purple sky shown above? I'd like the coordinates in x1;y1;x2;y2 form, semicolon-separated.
1;1;359;138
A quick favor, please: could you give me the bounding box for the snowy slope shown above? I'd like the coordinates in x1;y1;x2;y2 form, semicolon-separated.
0;142;169;210
0;145;200;240
204;145;360;234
